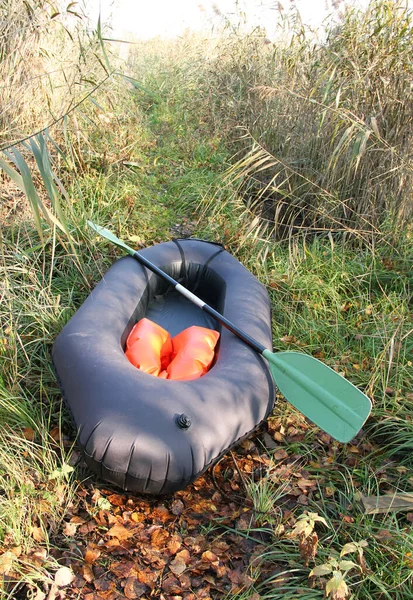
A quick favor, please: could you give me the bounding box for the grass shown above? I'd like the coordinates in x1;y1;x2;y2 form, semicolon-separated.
1;1;413;598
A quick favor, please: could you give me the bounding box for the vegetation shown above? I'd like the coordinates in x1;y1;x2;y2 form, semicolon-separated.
0;0;412;598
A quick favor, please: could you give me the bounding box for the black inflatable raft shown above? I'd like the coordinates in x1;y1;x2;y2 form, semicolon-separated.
52;239;275;494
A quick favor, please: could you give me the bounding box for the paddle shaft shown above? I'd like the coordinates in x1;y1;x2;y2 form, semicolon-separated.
133;251;267;354
87;221;372;442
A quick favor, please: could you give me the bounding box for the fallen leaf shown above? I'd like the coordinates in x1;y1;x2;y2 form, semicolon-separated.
124;577;147;599
107;522;136;540
178;573;191;590
297;478;316;491
167;534;182;555
79;521;97;536
262;432;277;449
171;499;185;516
210;540;229;555
63;521;78;537
374;530;394;541
136;568;159;589
161;574;181;594
169;556;187;576
49;426;61;442
107;494;125;506
82;564;94;583
280;335;298;344
131;512;145;523
23;427;35;441
176;549;190;564
31;526;46;543
109;561;137;578
29;548;47;565
94;576;111;592
10;545;22;557
236;514;251;531
0;551;16;575
201;551;218;563
84;545;101;564
272;448;288;461
212;561;228;578
55;566;75;587
152;505;172;523
151;528;170;547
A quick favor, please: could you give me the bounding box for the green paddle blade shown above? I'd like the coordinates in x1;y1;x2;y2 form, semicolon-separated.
87;221;135;256
263;349;371;443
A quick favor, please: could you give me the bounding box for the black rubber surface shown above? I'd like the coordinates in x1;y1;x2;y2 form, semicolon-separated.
52;239;275;494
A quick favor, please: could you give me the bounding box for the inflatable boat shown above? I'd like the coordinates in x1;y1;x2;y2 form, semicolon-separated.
52;238;275;494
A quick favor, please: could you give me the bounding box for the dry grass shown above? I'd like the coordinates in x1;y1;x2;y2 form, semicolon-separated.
128;1;413;237
0;0;113;148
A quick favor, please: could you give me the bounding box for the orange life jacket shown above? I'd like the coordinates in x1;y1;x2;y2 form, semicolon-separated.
125;318;219;380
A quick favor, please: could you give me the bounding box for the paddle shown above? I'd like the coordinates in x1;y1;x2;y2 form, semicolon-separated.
88;221;372;443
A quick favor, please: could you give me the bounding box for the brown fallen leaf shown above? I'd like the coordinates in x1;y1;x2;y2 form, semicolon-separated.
178;573;191;590
23;426;35;441
171;499;185;516
10;545;22;557
82;564;94;583
211;540;230;555
131;512;145;523
228;568;254;593
262;432;277;449
78;521;97;535
167;534;182;555
0;552;16;576
272;448;288;461
212;561;228;578
29;548;47;565
169;555;187;576
297;478;316;491
151;527;170;547
63;521;78;537
107;522;136;540
152;505;172;523
109;561;137;579
236;514;251;531
184;535;206;553
124;577;147;599
84;545;101;564
49;426;61;442
31;526;46;543
136;568;160;589
107;494;125;506
94;576;111;592
161;573;181;594
201;551;218;563
203;573;215;585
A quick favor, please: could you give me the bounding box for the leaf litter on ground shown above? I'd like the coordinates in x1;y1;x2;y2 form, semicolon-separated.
1;407;406;599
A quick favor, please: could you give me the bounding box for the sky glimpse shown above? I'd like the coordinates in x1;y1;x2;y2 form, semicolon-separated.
86;0;370;40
